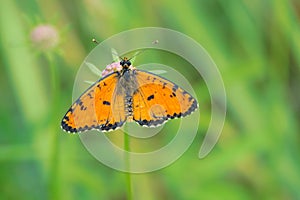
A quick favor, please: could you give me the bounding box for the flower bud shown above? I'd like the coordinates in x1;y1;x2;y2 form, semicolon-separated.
30;25;59;50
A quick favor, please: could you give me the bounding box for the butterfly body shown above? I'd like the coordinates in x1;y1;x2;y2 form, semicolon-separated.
61;58;198;133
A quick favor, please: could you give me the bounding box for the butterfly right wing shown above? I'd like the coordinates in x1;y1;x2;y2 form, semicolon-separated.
61;72;126;133
132;70;198;127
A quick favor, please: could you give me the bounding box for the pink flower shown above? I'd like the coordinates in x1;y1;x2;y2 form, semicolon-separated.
30;24;59;50
101;61;122;77
101;60;136;77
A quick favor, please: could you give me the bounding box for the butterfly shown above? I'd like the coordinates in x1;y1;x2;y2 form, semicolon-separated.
61;57;198;133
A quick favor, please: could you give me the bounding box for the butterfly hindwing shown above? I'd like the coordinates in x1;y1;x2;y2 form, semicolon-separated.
132;70;198;127
61;72;126;133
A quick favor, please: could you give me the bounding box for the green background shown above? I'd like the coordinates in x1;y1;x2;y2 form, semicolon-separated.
1;0;300;199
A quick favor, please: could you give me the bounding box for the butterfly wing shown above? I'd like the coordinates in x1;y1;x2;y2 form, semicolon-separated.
61;72;126;133
132;70;198;127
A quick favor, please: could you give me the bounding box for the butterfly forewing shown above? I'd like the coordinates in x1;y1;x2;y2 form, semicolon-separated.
61;72;127;133
132;70;198;127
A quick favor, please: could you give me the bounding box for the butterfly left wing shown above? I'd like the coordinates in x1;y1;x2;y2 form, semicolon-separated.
132;70;198;127
61;72;126;133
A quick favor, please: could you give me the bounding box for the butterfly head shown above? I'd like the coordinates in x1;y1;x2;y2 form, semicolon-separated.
120;57;131;69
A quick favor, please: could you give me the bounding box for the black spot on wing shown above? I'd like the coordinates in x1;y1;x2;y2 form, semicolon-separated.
172;85;178;92
80;105;87;110
103;100;111;105
75;99;82;105
74;99;87;110
100;121;126;131
147;94;155;101
87;92;93;99
135;118;168;127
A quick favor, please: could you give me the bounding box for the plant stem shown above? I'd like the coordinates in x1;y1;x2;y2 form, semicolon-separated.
47;53;60;200
124;129;133;200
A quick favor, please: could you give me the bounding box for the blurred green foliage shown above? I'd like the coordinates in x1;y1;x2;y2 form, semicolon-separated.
0;0;300;199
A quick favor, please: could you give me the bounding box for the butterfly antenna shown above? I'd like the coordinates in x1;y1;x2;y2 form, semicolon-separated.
127;39;159;61
111;51;123;61
128;50;145;61
92;38;99;44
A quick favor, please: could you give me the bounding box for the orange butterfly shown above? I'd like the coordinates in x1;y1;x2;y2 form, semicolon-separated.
61;57;198;133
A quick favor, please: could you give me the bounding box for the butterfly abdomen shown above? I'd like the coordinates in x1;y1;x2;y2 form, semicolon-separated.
116;70;138;122
125;95;133;120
